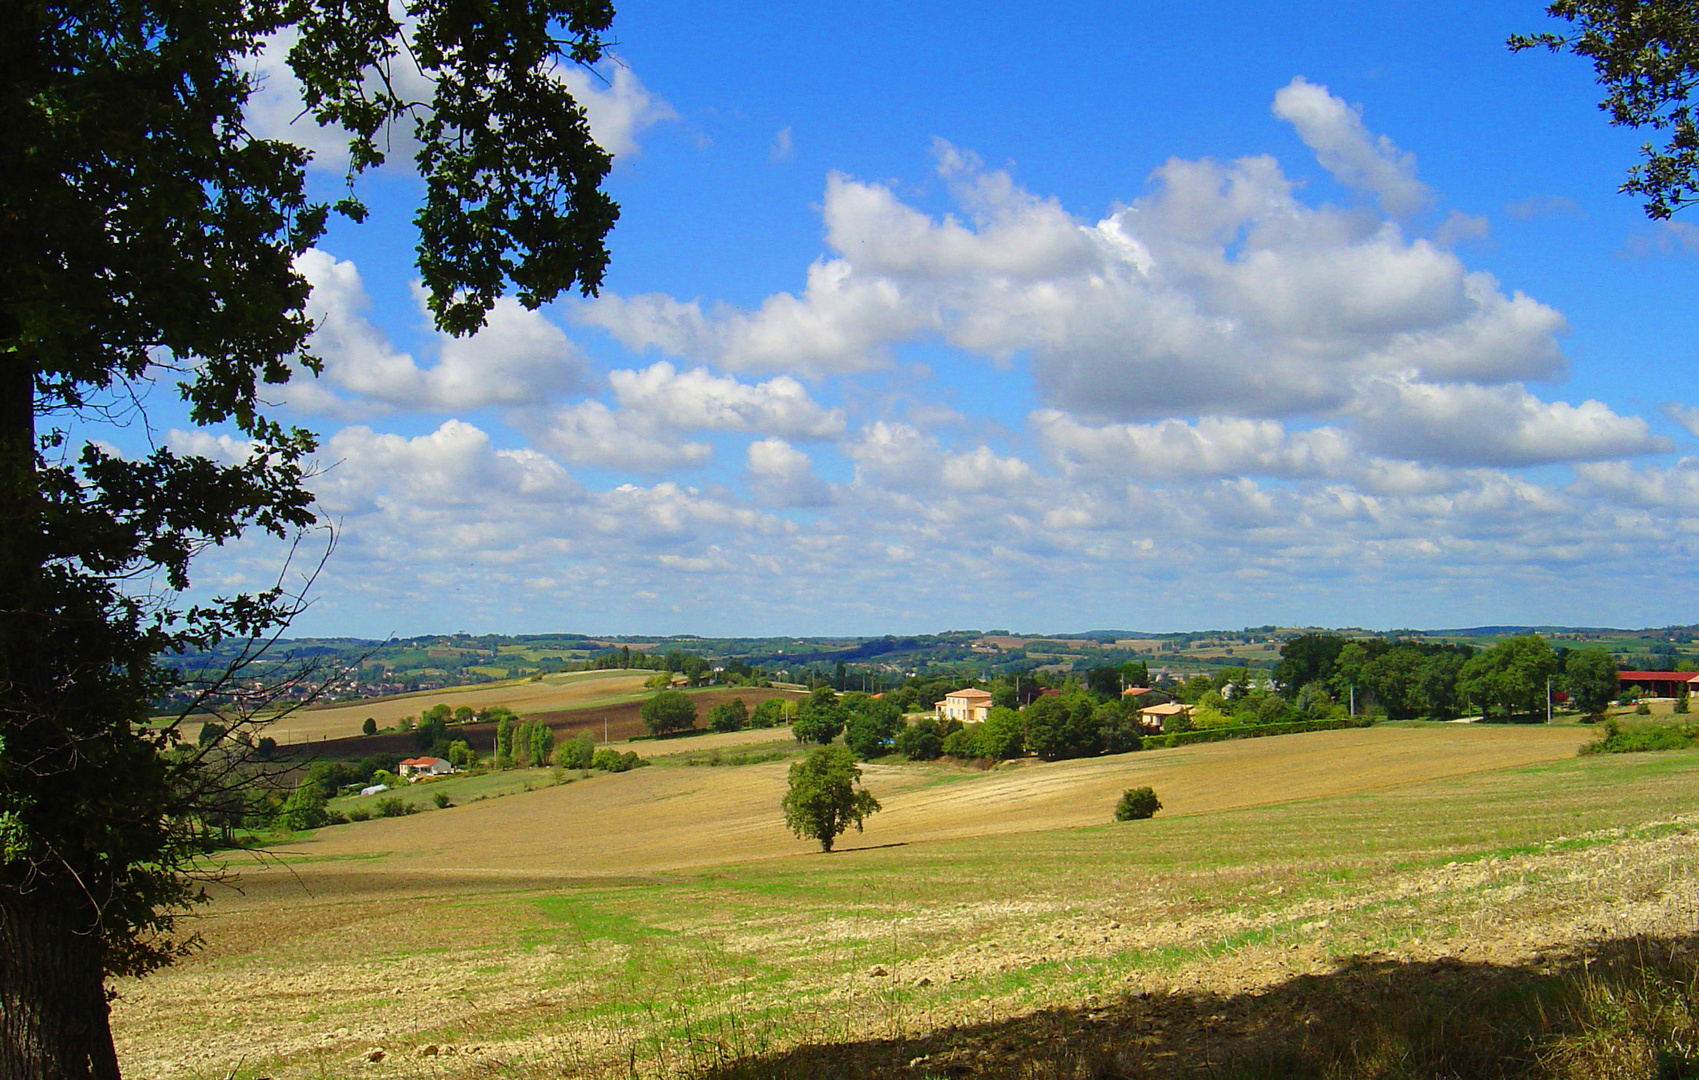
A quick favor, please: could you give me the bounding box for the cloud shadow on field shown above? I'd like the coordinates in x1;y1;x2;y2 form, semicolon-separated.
692;932;1699;1080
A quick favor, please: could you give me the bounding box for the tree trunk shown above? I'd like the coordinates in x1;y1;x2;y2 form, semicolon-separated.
0;266;122;1074
0;892;123;1080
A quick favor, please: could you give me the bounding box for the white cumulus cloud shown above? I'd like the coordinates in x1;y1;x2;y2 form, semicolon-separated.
292;250;590;417
610;362;845;438
1352;379;1670;467
1271;76;1433;216
747;438;834;507
582;91;1568;426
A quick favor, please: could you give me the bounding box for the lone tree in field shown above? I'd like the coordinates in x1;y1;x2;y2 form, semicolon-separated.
781;745;881;852
1114;787;1162;821
0;0;619;1074
641;689;699;736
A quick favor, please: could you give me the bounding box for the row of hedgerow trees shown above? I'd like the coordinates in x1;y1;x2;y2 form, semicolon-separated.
1270;633;1623;720
585;646;769;687
779;685;1152;764
638;690;793;736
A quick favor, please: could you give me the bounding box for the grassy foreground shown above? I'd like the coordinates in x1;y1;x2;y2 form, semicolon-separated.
110;724;1699;1079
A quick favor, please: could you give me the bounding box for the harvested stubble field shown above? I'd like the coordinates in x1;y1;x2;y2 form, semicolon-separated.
255;669;657;744
111;723;1699;1079
311;687;802;761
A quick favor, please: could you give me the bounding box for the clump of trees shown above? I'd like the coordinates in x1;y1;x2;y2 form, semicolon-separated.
708;698;749;732
841;694;904;758
895;718;945;760
939;706;1028;760
1562;647;1621;718
781;745;881;852
591;749;649;773
750;698;790;728
792;686;846;745
1022;691;1144;760
1270;633;1609;723
587;646;770;687
553;730;601;770
642;689;699;736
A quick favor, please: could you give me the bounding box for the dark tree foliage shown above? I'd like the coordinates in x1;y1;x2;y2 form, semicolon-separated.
641;690;699;736
414;711;450;750
1085;665;1123;701
0;0;618;1074
749;697;787;729
1513;2;1699;218
792;686;845;745
1564;645;1622;716
1459;636;1561;720
842;697;903;760
1023;691;1103;761
1361;647;1431;721
781;745;881;852
707;698;748;733
1114;786;1162;821
894;718;944;761
1273;635;1348;698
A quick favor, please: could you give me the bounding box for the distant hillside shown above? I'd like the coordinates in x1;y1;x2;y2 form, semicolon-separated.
155;621;1699;712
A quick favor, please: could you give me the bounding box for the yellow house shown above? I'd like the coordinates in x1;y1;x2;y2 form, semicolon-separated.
1138;702;1193;733
935;687;993;724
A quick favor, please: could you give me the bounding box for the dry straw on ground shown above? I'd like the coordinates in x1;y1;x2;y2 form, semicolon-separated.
111;722;1699;1079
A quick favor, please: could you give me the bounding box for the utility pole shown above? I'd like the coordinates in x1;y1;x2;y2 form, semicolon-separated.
1349;684;1355;719
1546;677;1552;724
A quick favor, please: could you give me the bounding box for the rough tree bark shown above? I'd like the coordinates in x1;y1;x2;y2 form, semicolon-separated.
0;897;122;1080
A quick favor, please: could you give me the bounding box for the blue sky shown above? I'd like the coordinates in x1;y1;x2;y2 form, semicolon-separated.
168;1;1699;638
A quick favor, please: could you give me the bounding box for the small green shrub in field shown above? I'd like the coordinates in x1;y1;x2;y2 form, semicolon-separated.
590;748;650;772
345;807;370;822
431;791;452;809
1635;701;1652;715
1584;718;1699;754
1676;697;1690;715
1115;786;1162;821
375;796;417;818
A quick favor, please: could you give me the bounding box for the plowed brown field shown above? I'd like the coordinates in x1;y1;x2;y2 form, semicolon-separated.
308;686;802;759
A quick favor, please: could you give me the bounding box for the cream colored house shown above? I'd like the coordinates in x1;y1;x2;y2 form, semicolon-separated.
935;687;993;724
1138;702;1193;733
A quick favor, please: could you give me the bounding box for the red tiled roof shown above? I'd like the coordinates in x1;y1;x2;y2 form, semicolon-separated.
1618;671;1699;681
948;688;993;700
